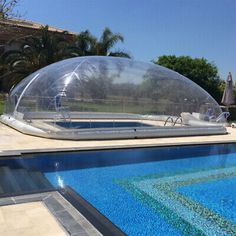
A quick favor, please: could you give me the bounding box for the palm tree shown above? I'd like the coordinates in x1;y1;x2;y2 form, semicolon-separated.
1;25;79;91
75;27;130;58
1;26;130;91
75;30;96;56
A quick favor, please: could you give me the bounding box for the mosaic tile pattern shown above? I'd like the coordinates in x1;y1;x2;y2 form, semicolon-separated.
177;176;236;225
117;166;236;236
45;148;236;236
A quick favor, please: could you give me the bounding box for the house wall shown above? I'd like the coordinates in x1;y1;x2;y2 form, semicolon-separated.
0;19;76;54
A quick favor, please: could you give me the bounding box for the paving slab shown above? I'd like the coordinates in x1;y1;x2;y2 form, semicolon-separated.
0;191;101;236
0;202;67;236
0;123;235;155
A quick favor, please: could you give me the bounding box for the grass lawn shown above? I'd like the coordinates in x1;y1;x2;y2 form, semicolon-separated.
0;100;4;115
66;99;177;115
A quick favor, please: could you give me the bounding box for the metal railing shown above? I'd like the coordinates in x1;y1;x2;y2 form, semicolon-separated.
164;116;174;126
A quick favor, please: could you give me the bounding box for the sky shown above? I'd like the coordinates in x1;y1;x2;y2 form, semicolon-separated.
16;0;236;80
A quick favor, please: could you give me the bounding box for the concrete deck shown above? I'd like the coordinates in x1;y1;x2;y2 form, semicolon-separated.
0;202;66;236
0;122;235;155
0;191;102;236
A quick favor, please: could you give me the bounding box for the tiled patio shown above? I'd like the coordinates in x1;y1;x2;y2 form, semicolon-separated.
0;192;101;236
0;202;66;236
0;122;235;155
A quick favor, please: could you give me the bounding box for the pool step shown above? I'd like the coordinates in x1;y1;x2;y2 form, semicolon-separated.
11;168;38;192
0;166;22;193
0;166;53;195
28;171;52;189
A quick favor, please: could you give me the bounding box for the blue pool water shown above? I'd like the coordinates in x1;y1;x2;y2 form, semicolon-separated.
42;144;236;236
53;121;153;129
1;144;236;235
177;176;236;224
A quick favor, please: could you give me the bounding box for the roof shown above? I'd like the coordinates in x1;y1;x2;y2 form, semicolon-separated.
0;18;77;35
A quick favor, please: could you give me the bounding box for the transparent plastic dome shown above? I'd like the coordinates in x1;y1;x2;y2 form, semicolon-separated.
2;56;226;140
7;56;221;117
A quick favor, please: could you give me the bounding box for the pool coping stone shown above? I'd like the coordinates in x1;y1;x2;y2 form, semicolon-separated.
0;191;102;236
0;139;236;157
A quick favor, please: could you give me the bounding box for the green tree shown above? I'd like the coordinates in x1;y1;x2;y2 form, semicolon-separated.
75;27;130;58
74;30;96;56
1;26;130;92
154;55;223;102
0;25;78;91
0;57;7;91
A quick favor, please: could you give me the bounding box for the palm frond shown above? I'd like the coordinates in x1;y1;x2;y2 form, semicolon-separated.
109;51;131;58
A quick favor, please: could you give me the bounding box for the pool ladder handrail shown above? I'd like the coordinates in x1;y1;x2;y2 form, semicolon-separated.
53;107;72;127
61;109;71;123
164;116;174;126
164;116;183;126
173;116;183;126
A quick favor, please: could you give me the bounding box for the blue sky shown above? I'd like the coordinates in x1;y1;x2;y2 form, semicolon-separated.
16;0;236;80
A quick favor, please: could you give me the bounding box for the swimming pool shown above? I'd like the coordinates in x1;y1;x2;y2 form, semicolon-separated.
1;144;236;235
53;121;153;129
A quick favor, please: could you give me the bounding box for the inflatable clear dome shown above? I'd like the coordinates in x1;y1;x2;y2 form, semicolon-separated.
1;56;227;139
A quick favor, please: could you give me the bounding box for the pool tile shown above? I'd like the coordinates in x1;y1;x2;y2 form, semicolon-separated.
117;165;236;235
44;195;65;212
